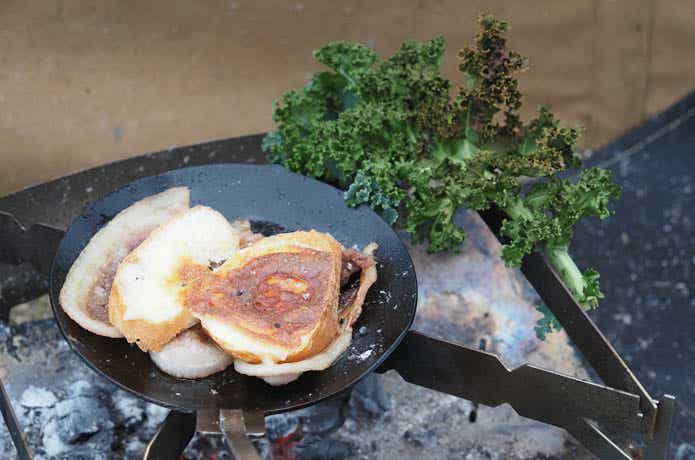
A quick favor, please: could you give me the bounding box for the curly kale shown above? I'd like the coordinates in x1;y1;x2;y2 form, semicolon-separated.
264;14;621;338
535;304;563;341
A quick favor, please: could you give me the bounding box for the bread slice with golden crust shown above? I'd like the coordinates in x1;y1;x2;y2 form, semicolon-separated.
234;327;353;385
109;205;240;352
60;187;190;337
232;243;378;385
337;243;378;333
181;231;345;365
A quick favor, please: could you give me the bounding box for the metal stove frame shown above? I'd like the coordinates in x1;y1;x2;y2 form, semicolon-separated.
0;134;676;459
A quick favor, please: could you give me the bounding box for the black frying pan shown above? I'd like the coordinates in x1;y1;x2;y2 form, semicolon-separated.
48;164;417;419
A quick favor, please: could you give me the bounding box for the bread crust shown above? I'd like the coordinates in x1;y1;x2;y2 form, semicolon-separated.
185;231;344;364
339;242;378;332
109;284;198;351
231;243;378;382
108;205;240;352
59;187;190;337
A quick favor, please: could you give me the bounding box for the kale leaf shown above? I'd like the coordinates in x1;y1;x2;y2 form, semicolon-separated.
264;13;621;337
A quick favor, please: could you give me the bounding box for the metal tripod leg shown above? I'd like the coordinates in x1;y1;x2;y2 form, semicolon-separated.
142;410;196;460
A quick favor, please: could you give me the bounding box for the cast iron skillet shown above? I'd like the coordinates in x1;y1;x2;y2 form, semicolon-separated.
48;164;417;415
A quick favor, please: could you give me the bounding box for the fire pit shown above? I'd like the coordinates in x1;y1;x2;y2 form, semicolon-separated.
0;212;593;459
0;132;680;459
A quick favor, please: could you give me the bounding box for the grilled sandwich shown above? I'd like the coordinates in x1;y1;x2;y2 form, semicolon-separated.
233;243;377;384
182;231;344;364
181;231;377;384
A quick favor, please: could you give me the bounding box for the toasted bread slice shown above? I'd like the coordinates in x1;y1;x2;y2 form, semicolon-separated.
60;187;190;337
337;243;378;333
150;325;234;378
109;205;240;351
234;327;353;385
233;243;378;385
181;231;344;364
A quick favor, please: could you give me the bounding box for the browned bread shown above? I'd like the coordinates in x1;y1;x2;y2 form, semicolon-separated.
59;187;190;337
108;205;240;351
232;243;378;385
181;231;345;365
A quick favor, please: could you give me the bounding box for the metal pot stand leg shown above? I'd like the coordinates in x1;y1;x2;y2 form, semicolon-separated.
142;408;266;460
0;375;32;460
376;332;675;460
219;409;264;460
142;410;196;460
372;209;675;460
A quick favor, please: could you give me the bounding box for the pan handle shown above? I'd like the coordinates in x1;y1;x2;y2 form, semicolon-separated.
219;409;265;460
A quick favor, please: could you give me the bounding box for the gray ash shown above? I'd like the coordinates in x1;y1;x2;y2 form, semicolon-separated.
0;321;168;459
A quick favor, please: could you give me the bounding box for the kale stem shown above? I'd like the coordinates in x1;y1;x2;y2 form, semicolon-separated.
520;135;532;155
405;125;418;145
543;244;586;305
503;197;533;220
338;69;357;87
503;198;587;306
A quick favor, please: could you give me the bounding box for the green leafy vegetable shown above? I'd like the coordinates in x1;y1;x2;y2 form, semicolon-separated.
264;14;621;337
534;304;563;341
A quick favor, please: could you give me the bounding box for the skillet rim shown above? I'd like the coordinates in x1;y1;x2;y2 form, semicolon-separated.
47;163;418;414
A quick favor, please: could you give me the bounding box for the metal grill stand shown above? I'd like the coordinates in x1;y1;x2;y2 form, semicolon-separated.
0;134;676;460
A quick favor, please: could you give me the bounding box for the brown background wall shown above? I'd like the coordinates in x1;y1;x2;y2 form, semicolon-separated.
1;0;694;196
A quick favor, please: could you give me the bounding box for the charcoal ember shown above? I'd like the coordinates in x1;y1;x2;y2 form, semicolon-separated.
19;386;57;408
111;390;146;429
463;445;501;459
297;396;348;434
349;373;391;417
252;437;272;460
182;433;272;460
676;443;695;460
265;412;301;441
50;448;110;460
184;433;233;460
54;395;113;443
294;435;356;460
67;379;104;399
0;319;170;458
40;416;113;458
265;394;350;457
403;428;436;447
